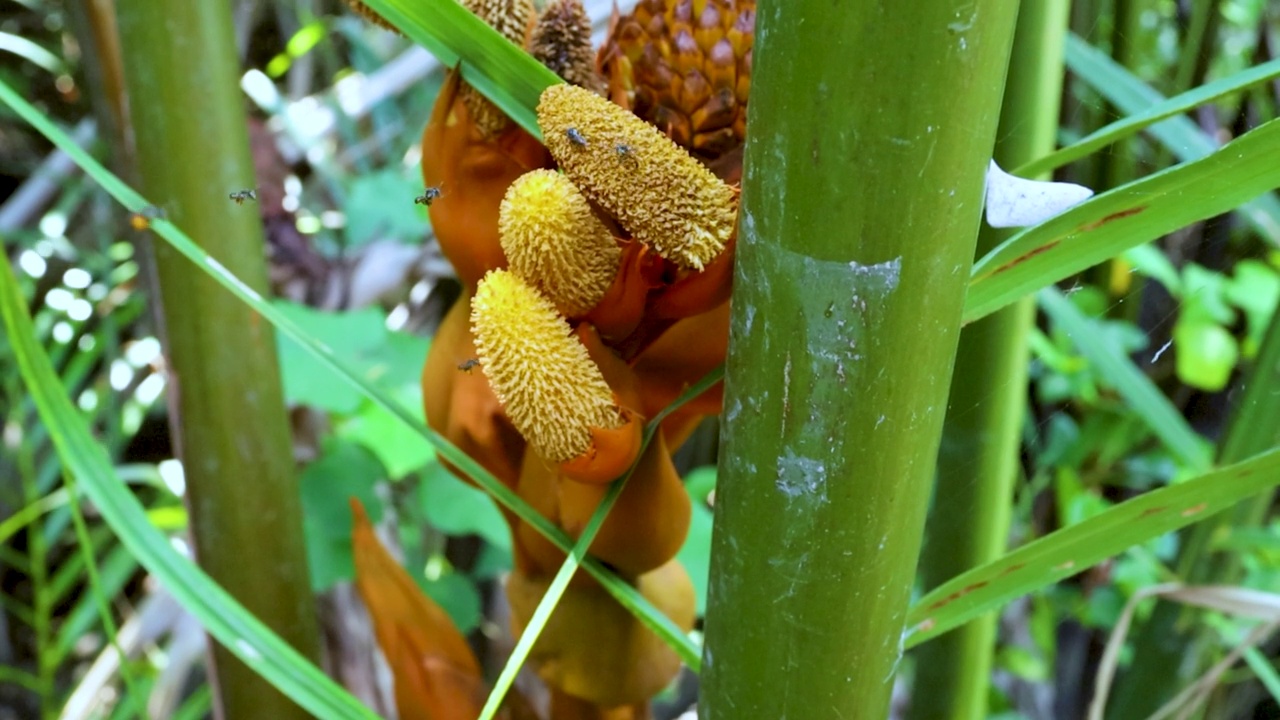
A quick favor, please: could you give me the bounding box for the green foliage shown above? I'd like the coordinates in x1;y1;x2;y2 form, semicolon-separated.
343;168;431;246
677;466;716;616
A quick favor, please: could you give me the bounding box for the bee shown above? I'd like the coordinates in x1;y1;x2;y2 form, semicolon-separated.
457;358;480;373
129;205;166;230
614;142;637;165
415;186;444;207
229;188;258;205
565;127;588;147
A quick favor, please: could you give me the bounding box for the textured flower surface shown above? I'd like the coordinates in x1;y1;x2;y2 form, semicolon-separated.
538;83;737;270
499;169;621;317
601;0;755;160
471;269;624;463
350;1;755;716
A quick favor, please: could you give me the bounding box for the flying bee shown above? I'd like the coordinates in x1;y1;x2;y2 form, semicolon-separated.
229;188;258;205
565;127;588;147
415;186;444;207
128;205;166;230
457;358;480;373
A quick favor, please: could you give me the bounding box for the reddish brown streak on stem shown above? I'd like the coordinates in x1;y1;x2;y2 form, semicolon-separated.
1139;506;1167;518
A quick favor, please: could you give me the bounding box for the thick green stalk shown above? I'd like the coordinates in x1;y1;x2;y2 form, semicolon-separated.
1109;308;1280;718
698;2;1019;717
908;3;1070;719
114;2;320;718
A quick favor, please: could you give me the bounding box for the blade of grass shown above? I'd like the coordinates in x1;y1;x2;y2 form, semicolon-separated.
1061;32;1280;242
478;366;724;717
905;447;1280;647
0;75;702;669
965;117;1280;324
358;0;561;138
1038;287;1212;470
0;254;380;720
1243;646;1280;704
1014;56;1280;178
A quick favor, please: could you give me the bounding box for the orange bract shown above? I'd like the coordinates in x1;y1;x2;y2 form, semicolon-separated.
422;72;552;289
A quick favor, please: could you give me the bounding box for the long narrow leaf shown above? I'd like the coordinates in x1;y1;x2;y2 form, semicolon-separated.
1015;56;1280;179
358;0;560;138
965;117;1280;324
0;255;380;720
905;447;1280;647
1038;287;1211;470
1061;33;1280;242
0;76;701;669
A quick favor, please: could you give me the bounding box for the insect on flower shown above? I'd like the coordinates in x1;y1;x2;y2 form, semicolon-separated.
457;358;480;373
614;142;637;165
228;188;258;205
565;127;588;147
415;186;444;206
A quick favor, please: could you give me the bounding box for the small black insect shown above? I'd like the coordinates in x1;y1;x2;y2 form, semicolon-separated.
614;143;637;165
565;127;588;147
229;188;258;205
415;186;444;206
457;358;480;373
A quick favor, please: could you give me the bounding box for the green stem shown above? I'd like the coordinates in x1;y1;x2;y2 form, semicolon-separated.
114;1;321;718
699;1;1019;716
908;3;1071;719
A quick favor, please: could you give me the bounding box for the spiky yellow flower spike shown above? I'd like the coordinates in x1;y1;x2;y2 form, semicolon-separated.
531;0;605;95
462;0;536;137
499;170;621;317
471;270;624;462
537;83;737;270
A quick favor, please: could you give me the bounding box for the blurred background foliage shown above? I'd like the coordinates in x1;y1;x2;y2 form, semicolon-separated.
0;0;1278;718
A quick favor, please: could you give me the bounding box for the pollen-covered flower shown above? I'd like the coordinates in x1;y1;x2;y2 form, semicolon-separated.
471;269;623;463
537;83;737;271
499;170;621;317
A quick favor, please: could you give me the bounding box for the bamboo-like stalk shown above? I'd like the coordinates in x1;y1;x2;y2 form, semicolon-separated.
908;3;1071;719
698;2;1019;717
114;2;320;718
1109;309;1280;718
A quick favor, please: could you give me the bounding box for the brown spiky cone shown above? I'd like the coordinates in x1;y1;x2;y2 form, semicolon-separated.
599;0;755;163
531;0;607;96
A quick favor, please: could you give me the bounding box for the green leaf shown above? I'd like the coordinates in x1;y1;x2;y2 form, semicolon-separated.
1224;260;1280;348
300;440;385;590
1039;288;1212;470
0;75;700;673
344;169;430;246
965;117;1280;325
0;254;380;720
1060;33;1280;242
419;571;482;634
1172;321;1239;392
677;466;716;616
905;447;1280;648
275;302;392;413
337;388;436;478
418;461;511;551
1015;54;1280;179
357;0;561;139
